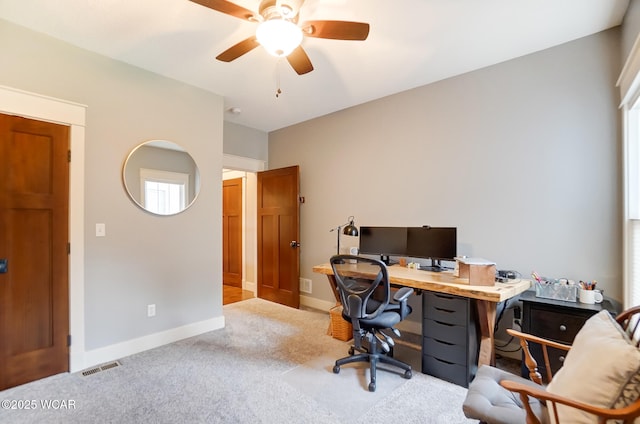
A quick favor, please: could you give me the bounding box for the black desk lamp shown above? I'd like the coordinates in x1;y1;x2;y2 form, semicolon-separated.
330;215;359;255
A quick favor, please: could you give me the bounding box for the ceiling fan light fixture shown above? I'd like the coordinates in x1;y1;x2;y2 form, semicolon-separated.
275;0;302;18
278;5;294;17
256;19;303;57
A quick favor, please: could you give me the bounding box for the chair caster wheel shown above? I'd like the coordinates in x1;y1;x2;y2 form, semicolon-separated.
404;369;412;379
368;382;376;392
333;365;340;374
348;347;355;355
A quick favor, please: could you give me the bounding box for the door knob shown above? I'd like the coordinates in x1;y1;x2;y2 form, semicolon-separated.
0;259;7;274
290;241;300;248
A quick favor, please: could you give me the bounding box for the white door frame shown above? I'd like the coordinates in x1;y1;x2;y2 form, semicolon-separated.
0;85;87;372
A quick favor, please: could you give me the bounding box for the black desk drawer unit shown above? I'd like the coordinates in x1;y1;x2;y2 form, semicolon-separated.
519;290;621;381
422;291;478;388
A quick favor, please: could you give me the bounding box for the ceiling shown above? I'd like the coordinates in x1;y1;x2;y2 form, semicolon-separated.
0;0;630;132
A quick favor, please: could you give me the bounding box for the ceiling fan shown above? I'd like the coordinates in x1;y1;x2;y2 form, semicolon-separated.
189;0;370;75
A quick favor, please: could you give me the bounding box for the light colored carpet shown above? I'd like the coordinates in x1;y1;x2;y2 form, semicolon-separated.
282;346;408;422
0;298;477;423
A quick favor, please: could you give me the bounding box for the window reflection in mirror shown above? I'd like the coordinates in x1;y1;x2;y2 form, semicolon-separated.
123;140;200;215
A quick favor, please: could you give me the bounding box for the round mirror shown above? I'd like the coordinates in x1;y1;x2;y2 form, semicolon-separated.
123;140;200;215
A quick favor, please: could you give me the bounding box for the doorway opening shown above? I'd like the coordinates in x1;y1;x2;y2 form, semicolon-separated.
222;154;264;305
222;170;256;305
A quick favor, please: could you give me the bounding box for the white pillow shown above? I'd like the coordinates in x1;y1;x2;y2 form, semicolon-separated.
546;310;640;424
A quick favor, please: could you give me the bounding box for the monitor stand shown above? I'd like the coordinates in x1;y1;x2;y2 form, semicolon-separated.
420;259;444;272
380;255;397;266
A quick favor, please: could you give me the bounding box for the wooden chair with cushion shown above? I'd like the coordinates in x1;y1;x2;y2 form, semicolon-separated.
462;306;640;423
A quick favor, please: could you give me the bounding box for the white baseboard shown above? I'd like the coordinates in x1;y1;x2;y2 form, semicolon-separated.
243;280;257;294
300;295;335;312
71;315;225;373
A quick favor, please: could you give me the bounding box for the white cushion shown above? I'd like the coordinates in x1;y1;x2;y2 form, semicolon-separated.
546;310;640;423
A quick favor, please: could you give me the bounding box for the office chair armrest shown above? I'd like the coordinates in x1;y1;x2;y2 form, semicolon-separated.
393;287;413;303
500;379;640;424
391;287;413;319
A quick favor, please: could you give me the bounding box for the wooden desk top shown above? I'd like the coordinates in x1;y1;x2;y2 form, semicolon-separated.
312;263;531;303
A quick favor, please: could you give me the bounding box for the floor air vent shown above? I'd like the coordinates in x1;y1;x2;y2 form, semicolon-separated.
81;361;121;377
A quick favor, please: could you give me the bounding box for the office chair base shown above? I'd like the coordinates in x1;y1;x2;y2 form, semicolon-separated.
333;352;412;392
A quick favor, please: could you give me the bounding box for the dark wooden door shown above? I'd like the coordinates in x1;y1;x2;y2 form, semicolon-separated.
0;113;70;390
223;177;242;288
257;166;300;308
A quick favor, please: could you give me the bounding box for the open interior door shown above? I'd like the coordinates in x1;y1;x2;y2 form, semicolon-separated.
256;166;300;308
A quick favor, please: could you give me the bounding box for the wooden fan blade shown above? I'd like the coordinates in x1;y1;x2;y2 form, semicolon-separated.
189;0;256;21
301;20;370;40
287;46;314;75
216;37;260;62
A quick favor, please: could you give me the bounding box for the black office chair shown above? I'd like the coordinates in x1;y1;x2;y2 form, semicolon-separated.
330;254;414;392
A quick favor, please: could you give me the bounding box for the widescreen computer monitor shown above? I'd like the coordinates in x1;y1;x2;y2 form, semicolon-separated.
406;226;457;271
358;226;407;264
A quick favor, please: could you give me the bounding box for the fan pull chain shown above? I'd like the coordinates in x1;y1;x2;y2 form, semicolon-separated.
276;59;283;98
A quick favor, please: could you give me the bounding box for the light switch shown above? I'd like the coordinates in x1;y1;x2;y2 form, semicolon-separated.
96;223;106;237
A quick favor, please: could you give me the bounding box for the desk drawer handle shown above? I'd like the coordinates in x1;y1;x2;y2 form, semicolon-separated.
434;339;454;346
434;307;455;314
559;325;567;332
433;357;454;365
434;320;454;327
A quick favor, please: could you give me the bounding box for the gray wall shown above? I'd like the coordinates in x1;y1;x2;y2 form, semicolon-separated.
269;28;623;308
0;19;224;350
224;121;268;162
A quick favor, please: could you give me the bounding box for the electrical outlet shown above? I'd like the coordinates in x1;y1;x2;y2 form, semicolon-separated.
512;318;521;330
147;304;156;317
300;278;312;294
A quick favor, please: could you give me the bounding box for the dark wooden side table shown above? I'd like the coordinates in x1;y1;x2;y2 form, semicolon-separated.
518;290;621;381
